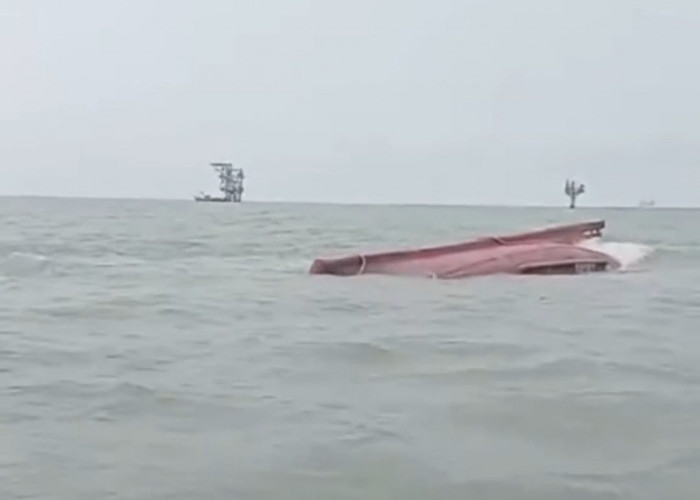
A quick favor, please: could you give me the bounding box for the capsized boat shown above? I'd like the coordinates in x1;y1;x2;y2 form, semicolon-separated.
308;220;621;279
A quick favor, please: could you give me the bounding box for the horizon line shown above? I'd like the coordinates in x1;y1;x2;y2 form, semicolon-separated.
0;193;693;209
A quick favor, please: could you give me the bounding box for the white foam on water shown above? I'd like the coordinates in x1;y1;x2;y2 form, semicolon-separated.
578;238;655;271
0;252;51;276
7;251;48;262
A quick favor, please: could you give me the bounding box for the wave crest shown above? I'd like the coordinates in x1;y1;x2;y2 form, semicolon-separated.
578;238;655;270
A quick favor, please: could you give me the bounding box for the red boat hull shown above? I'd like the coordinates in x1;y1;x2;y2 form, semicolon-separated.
309;220;621;279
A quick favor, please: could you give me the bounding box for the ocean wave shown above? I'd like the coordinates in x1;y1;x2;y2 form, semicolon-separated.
0;251;51;276
578;238;655;270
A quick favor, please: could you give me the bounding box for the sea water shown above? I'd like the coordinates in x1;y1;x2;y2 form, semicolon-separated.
579;238;655;271
2;197;700;500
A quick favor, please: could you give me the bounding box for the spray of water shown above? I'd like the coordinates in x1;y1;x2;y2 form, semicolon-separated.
577;238;655;271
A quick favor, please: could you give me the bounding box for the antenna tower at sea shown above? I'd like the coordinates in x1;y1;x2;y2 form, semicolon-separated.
195;162;245;203
564;179;585;209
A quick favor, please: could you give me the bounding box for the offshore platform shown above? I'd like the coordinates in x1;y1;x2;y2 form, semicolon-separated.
564;179;585;209
195;162;245;203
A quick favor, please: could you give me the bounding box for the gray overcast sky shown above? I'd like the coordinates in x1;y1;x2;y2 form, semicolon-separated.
1;0;699;206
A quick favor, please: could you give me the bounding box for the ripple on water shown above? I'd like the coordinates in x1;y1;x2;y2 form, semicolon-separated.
3;200;700;500
0;252;51;277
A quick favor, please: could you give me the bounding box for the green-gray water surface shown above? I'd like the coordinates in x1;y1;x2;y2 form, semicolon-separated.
2;197;699;499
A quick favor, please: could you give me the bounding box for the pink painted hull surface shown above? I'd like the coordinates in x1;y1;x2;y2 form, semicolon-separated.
309;220;621;279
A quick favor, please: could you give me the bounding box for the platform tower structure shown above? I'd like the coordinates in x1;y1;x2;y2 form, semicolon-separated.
195;162;245;203
564;179;585;209
212;162;244;202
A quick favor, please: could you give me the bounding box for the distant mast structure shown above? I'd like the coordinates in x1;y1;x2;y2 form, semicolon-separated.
564;179;585;209
195;162;245;203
